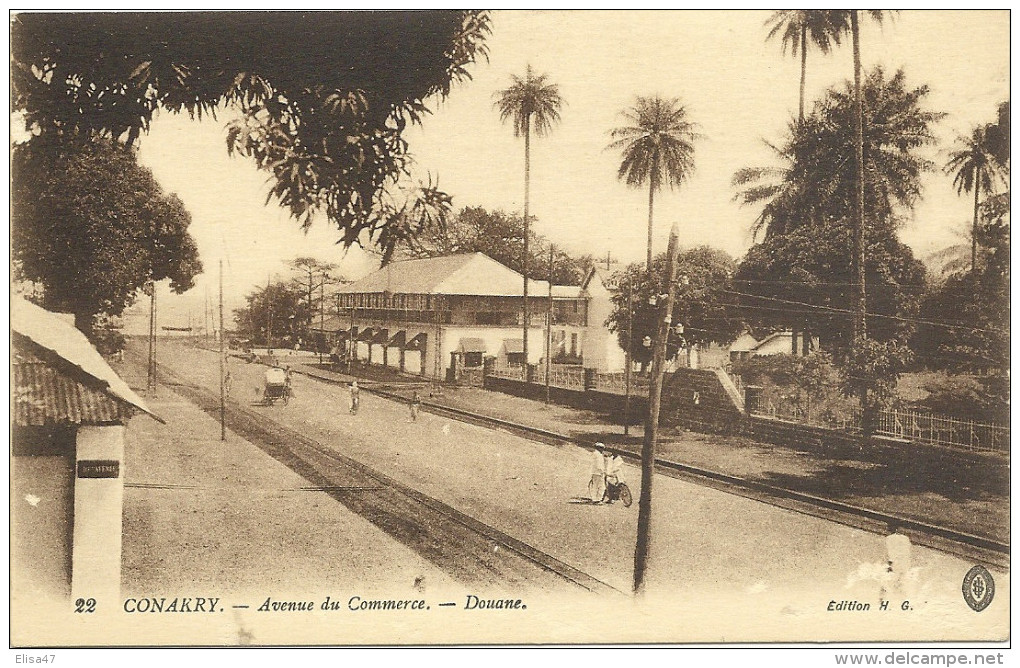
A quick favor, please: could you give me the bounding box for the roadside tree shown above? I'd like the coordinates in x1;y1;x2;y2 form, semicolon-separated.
234;281;310;349
11;136;202;338
607;247;744;371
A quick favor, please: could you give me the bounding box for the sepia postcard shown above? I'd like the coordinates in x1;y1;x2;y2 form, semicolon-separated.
9;10;1011;655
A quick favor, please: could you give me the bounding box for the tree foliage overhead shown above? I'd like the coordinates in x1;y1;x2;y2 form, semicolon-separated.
606;248;744;369
11;11;491;257
11;136;202;335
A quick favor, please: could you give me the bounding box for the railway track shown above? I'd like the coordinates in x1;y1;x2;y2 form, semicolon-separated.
292;364;1010;571
150;358;621;596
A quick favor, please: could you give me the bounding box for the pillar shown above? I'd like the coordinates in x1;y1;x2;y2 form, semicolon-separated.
72;424;125;602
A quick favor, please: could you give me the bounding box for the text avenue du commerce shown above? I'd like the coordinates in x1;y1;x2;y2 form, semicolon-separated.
122;594;527;613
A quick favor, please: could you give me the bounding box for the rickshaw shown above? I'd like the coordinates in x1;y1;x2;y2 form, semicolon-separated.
262;366;291;406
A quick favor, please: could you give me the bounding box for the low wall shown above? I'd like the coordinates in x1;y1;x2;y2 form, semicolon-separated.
483;375;647;424
483;369;1006;467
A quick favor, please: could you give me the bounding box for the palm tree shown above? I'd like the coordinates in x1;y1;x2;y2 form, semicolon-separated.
765;10;844;355
495;65;563;369
765;10;844;123
609;95;699;275
838;10;893;346
946;125;1005;273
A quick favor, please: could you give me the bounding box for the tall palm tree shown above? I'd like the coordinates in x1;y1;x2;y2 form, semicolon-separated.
495;65;563;369
823;10;892;348
765;10;844;123
765;10;844;355
609;95;699;275
946;125;1005;273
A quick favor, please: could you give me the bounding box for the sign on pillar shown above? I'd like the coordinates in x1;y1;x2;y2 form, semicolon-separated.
72;425;126;602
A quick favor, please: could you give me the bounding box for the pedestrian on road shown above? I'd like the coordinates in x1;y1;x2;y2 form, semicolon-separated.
603;448;624;504
410;391;421;422
589;442;608;503
284;366;294;399
349;380;360;415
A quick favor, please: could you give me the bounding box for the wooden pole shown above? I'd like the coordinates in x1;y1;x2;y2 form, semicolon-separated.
147;282;156;392
545;246;554;404
624;279;633;436
319;271;327;365
633;221;681;595
219;260;226;441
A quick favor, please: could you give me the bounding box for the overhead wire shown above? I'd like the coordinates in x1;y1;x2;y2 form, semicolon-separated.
722;289;1007;336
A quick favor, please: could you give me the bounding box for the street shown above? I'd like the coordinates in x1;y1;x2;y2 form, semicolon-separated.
114;339;1008;643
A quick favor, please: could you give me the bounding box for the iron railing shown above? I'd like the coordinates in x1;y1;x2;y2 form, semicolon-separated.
746;395;1009;454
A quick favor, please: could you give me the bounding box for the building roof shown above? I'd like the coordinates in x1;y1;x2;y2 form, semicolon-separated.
501;338;524;354
308;314;345;333
751;331;793;352
729;332;759;353
11;297;160;424
13;348;129;426
339;253;580;298
457;337;487;353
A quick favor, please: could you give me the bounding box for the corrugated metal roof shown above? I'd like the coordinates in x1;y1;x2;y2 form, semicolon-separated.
457;337;487;353
13;357;129;426
308;314;345;332
338;253;580;298
11;298;157;420
501;338;525;354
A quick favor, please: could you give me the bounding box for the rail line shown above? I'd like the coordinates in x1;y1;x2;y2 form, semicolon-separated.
150;358;621;596
291;364;1010;571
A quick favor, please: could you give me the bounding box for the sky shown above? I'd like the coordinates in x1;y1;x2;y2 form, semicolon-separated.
127;9;1010;329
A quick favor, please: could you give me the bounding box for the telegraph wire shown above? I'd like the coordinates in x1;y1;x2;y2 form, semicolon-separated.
721;289;1007;336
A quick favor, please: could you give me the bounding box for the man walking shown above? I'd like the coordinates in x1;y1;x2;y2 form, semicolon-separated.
349;380;360;415
589;442;608;503
410;391;422;422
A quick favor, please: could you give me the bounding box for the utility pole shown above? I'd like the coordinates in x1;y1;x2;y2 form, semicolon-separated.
266;274;273;351
147;281;156;392
219;259;226;441
624;279;633;437
545;245;554;405
319;270;328;366
633;221;681;596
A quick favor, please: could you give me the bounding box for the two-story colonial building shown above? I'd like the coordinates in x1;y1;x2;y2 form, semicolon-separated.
323;253;625;380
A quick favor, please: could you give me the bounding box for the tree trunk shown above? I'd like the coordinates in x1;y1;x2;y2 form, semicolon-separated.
523;115;531;369
646;177;656;276
799;23;807;123
972;175;980;274
851;10;869;423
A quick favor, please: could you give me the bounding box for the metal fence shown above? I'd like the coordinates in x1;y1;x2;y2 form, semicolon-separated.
488;365;525;381
547;366;586;391
870;407;1009;454
746;395;1009;454
588;371;649;396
